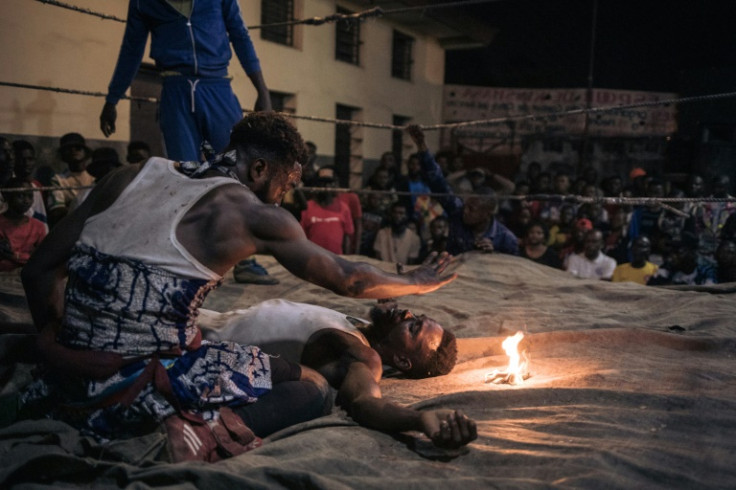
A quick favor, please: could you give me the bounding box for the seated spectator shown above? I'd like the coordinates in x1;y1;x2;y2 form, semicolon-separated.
603;207;630;264
577;201;609;230
359;191;387;258
420;215;449;261
7;140;47;228
536;171;571;227
520;221;563;269
408;126;518;256
560;218;593;267
565;229;617;280
0;137;13;186
363;166;397;220
373;201;422;265
612;236;658;285
126;140;151;164
300;166;354;255
70;147;124;211
548;204;576;252
47;132;94;228
0;178;47;272
715;240;736;283
650;233;717;286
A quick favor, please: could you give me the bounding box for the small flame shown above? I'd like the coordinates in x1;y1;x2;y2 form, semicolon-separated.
485;331;530;385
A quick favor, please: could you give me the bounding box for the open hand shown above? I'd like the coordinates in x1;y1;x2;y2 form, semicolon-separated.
402;251;457;294
406;125;427;152
420;409;477;448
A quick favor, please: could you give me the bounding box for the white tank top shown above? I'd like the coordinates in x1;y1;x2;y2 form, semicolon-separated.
79;158;240;281
199;299;371;363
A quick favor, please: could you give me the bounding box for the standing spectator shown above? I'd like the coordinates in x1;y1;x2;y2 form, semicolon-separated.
629;167;648;197
628;178;666;256
126;141;151;164
369;152;399;189
337;184;363;255
396;152;444;241
692;175;734;241
408;126;518;256
0;178;47;272
8;140;47;228
603;207;630;264
300;167;354;255
566;229;617;280
46;133;95;228
373;201;422;265
520;221;563;269
612;236;658;285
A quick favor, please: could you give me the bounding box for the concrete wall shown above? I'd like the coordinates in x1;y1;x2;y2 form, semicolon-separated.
0;0;444;177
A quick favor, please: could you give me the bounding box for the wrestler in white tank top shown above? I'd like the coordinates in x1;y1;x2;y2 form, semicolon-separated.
200;299;371;363
79;157;239;281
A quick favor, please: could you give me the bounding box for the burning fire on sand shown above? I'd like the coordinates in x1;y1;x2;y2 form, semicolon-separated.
485;331;530;385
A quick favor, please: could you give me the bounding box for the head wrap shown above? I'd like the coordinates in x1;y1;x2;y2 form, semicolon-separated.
179;140;239;181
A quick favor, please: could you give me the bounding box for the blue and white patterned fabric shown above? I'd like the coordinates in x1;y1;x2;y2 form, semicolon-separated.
24;243;272;441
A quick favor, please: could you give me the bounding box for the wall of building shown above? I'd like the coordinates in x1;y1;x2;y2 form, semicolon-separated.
0;0;444;181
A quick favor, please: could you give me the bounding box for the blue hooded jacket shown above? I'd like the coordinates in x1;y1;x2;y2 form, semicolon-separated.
106;0;261;105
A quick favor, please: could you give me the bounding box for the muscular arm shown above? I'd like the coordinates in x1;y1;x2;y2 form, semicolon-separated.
307;334;476;448
264;212;454;298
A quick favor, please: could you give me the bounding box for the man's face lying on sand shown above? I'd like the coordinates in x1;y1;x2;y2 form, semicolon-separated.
370;307;444;366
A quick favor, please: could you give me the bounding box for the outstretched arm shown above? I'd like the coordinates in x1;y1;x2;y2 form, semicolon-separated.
253;205;456;298
334;348;476;448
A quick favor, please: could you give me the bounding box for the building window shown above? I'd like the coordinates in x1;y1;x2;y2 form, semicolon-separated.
269;91;296;114
335;7;361;65
391;30;414;80
392;115;411;165
335;104;363;189
261;0;294;46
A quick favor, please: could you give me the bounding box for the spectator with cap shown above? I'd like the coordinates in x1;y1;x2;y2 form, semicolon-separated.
560;218;593;267
47;133;95;228
629;167;648;197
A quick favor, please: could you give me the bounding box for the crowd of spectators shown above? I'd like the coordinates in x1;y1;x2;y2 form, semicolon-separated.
1;129;734;287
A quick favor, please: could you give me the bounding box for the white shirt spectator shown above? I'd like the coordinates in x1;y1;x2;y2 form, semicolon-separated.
566;251;617;280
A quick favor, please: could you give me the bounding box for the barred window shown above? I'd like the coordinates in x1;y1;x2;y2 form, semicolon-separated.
391;30;414;80
269;91;296;114
261;0;294;46
335;7;361;65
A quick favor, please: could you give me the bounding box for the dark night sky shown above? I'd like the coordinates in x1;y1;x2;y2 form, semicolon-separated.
445;0;736;94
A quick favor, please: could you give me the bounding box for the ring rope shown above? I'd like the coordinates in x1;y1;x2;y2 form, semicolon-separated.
3;80;736;132
5;183;735;212
32;0;503;30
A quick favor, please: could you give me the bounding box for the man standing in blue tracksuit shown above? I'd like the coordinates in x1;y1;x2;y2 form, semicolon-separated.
99;0;272;161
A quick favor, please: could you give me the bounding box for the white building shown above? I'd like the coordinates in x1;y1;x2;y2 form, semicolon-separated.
0;0;491;187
